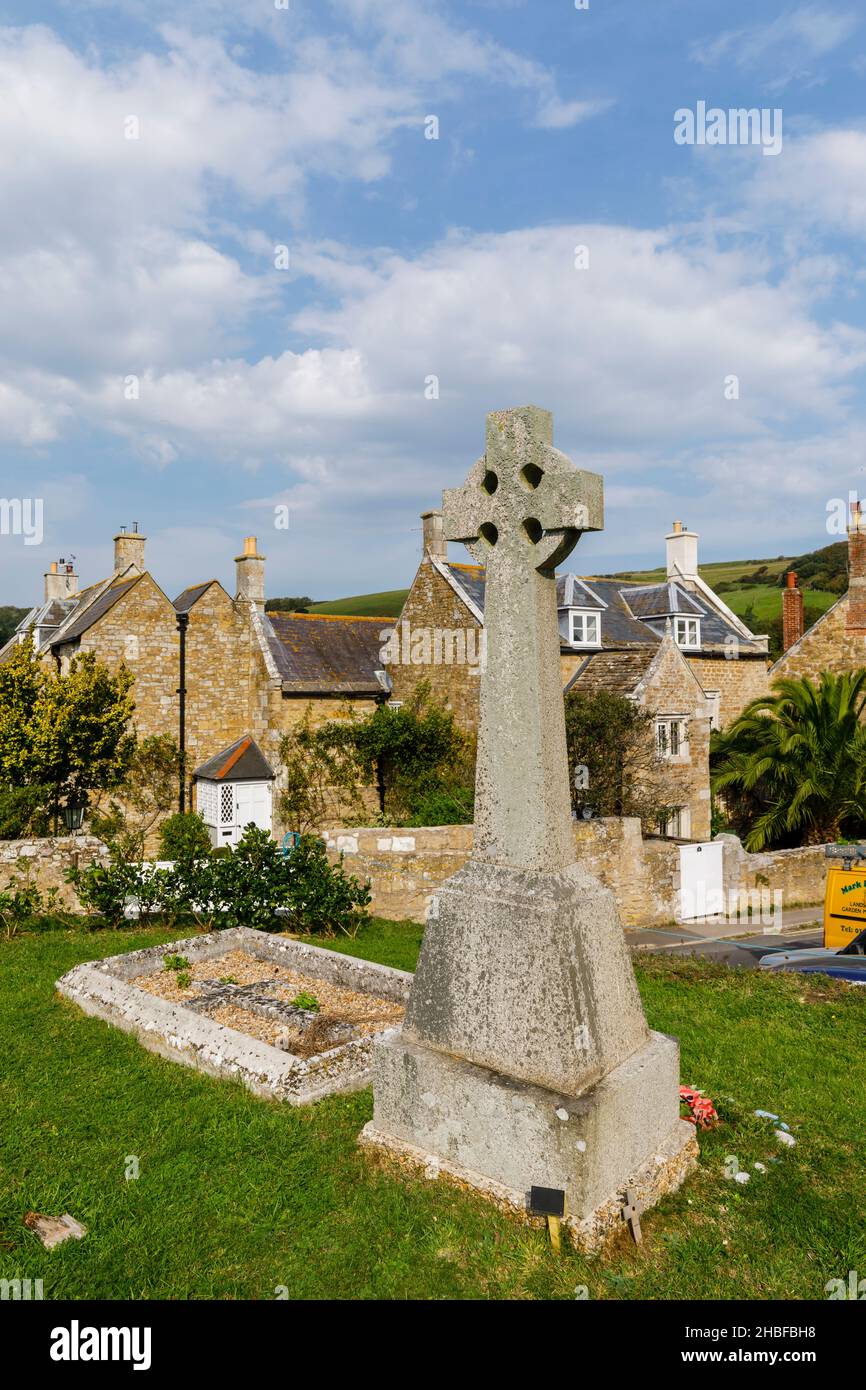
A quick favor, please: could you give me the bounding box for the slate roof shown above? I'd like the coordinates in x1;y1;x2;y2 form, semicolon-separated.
194;736;274;782
174;582;214;613
49;576;140;647
620;582;703;619
442;566;765;657
563;650;657;696
264;612;390;695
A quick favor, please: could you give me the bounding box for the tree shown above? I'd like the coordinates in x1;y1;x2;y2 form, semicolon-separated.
30;652;135;807
711;670;866;849
91;735;182;860
0;640;47;783
278;685;475;831
265;596;314;613
564;689;672;827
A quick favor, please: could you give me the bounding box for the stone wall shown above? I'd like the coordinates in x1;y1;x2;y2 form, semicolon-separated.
684;653;770;725
323;819;827;927
388;559;483;732
772;594;866;683
0;835;109;910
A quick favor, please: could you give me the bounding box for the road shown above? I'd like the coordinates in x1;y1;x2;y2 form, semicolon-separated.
626;907;823;969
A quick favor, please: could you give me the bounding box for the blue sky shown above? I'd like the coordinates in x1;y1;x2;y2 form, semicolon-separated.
2;1;866;603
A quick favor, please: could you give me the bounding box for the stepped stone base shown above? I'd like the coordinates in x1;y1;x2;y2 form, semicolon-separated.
360;1028;698;1251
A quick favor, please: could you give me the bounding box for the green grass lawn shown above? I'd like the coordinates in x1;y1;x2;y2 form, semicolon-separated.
1;920;863;1300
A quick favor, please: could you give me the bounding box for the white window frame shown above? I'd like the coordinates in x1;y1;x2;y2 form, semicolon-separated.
656;716;690;761
658;806;691;839
569;610;601;647
674;616;700;650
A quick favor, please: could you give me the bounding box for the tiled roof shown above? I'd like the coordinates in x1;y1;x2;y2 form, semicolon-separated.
620;582;703;618
194;735;274;782
443;565;764;656
264;612;389;695
564;649;657;696
174;582;214;613
50;576;140;647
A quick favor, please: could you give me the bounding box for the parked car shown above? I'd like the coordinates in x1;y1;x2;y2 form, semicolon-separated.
759;927;866;984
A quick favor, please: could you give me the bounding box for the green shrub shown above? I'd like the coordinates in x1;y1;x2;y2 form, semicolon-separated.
158;811;212;863
0;785;53;839
65;825;370;937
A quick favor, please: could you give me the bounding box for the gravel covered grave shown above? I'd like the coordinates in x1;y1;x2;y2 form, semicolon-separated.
57;927;412;1103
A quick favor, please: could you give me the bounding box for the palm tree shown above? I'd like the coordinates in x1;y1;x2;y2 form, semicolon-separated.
711;670;866;850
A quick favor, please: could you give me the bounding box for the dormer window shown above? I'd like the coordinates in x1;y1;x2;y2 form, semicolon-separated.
570;611;601;647
674;617;700;650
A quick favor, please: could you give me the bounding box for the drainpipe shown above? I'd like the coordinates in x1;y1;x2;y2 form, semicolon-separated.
176;612;189;814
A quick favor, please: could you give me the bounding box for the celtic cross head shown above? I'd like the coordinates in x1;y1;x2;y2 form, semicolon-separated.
442;406;603;573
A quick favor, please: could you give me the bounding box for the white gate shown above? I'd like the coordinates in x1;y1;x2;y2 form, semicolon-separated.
678;842;724;921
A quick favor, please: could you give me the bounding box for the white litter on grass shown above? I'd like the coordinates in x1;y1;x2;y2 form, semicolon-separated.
754;1109;779;1121
734;1171;750;1185
754;1162;767;1172
775;1130;796;1147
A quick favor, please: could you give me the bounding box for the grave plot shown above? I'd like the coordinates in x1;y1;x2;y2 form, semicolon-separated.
57;927;411;1104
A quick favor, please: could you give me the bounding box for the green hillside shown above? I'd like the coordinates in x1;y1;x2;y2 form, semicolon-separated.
307;589;409;618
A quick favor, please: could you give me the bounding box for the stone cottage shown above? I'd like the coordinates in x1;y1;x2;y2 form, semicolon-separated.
2;527;390;837
387;512;770;840
771;501;866;683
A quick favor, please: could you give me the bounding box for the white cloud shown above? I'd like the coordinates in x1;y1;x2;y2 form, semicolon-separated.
691;6;859;90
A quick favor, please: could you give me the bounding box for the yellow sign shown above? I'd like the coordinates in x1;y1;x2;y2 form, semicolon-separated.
824;865;866;948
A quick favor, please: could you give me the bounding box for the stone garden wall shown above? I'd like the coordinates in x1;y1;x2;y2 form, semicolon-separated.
0;835;109;911
323;820;828;927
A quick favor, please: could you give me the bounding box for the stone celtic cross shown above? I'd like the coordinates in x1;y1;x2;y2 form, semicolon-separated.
442;406;603;875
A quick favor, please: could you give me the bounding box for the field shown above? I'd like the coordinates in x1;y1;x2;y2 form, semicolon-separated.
308;590;408;618
1;918;863;1301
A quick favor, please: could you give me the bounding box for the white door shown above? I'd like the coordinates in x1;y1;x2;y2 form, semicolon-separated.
234;781;272;837
678;842;724;921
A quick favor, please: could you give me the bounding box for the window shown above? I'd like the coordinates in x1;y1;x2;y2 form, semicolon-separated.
220;784;235;825
657;718;689;760
570;610;601;647
674;617;700;650
658;806;691;839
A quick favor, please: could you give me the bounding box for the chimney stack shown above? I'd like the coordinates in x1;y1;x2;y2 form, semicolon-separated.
44;559;78;604
421;509;447;561
235;536;265;609
666;520;699;580
782;571;804;651
847;499;866;633
114;522;146;573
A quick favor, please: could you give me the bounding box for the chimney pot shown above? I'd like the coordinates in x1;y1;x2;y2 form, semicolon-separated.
235;537;265;608
114;525;146;573
847;502;866;632
782;572;804;651
665;521;698;579
44;558;78;603
421;509;447;561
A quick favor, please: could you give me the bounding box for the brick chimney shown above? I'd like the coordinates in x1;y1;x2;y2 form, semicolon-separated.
235;536;265;608
114;522;146;573
44;559;78;603
421;509;447;561
782;571;804;651
666;520;699;580
847;499;866;633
